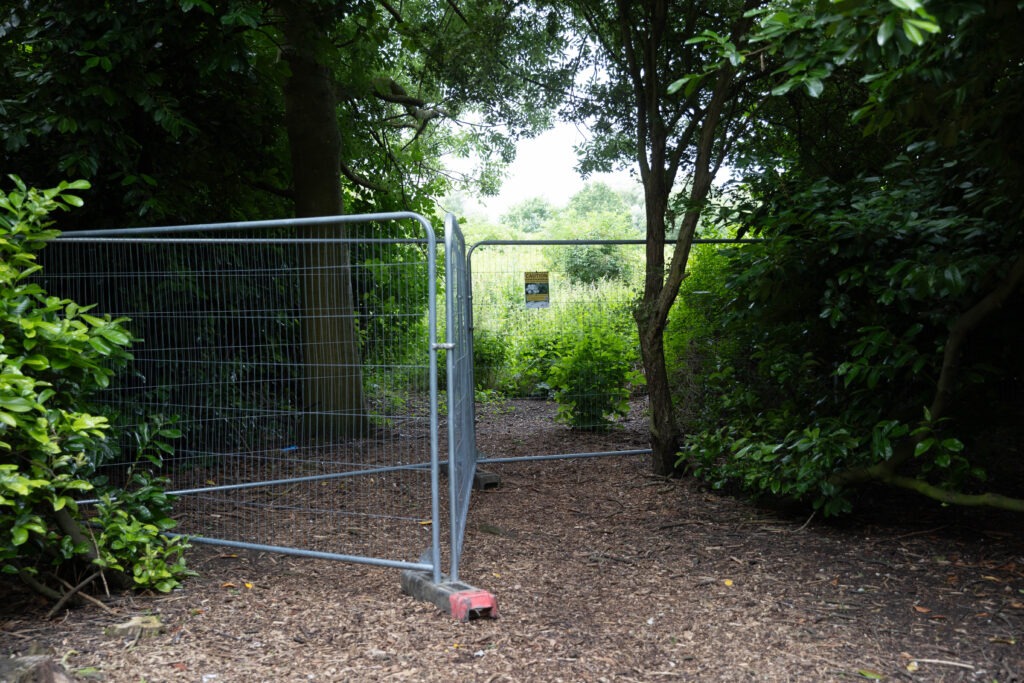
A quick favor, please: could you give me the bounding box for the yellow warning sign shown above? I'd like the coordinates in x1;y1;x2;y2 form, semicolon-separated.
524;271;550;308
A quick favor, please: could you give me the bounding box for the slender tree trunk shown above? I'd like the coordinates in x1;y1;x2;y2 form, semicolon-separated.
279;1;369;441
635;299;680;475
634;173;682;475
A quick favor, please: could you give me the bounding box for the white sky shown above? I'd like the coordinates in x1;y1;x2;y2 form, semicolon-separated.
459;121;639;221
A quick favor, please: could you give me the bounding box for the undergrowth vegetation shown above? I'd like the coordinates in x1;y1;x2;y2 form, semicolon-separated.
467;241;647;430
0;177;191;603
673;156;1024;515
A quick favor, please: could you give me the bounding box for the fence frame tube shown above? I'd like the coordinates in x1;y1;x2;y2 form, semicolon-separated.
57;212;445;582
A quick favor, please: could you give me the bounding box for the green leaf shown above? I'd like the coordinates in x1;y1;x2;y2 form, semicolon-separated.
11;526;29;546
771;80;796;97
87;336;114;354
667;76;691;96
877;15;896;45
902;18;925;45
905;18;940;34
0;397;35;413
97;326;131;346
888;0;923;11
941;438;964;452
21;355;50;370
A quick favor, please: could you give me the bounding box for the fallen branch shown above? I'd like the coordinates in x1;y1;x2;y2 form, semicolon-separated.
49;572;115;616
45;570;103;620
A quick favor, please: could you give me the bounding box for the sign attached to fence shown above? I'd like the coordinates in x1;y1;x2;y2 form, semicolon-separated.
524;271;550;308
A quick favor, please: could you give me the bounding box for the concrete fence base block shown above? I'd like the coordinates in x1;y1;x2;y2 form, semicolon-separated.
400;569;499;622
473;469;501;490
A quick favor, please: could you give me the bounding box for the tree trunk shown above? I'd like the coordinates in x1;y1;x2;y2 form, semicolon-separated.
634;165;682;475
279;1;369;441
636;299;680;475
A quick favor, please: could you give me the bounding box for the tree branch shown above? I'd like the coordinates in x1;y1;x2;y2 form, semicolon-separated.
832;250;1024;506
249;180;294;202
883;476;1024;512
377;0;403;23
929;250;1024;421
45;570;104;619
443;0;468;26
17;568;63;602
339;161;388;193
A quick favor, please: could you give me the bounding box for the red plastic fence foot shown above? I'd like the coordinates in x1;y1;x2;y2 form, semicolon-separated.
450;589;500;622
400;569;500;622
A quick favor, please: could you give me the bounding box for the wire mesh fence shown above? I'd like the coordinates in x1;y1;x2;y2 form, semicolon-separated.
467;239;646;458
41;214;453;576
466;239;733;460
443;215;476;582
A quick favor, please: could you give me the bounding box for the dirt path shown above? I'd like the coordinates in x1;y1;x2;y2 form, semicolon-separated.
1;402;1022;682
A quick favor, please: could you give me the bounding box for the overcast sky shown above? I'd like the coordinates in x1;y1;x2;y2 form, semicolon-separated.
459;122;639;221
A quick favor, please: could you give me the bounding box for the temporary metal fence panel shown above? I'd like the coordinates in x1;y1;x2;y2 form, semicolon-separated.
42;213;450;581
443;214;476;583
466;239;738;463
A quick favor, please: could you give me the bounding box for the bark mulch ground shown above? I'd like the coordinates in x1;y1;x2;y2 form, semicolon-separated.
1;399;1022;682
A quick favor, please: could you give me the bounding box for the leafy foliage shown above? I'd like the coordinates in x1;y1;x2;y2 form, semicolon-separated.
501;197;555;235
549;323;644;431
677;154;1023;514
1;0;574;228
0;177;190;597
543;182;640;285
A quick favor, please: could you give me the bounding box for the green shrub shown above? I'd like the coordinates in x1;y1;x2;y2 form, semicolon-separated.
0;175;190;600
548;324;643;430
552;243;634;285
677;160;1021;515
504;325;563;398
472;329;507;391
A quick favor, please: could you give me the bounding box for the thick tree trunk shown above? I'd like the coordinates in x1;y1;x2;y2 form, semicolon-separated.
279;1;369;441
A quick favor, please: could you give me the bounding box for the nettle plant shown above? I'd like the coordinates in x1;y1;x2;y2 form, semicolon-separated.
0;176;190;602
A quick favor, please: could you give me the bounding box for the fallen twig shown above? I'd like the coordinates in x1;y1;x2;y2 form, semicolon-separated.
792;510;816;532
912;657;975;670
47;571;115;618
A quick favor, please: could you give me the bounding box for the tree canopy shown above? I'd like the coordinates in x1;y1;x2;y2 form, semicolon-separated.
0;0;571;228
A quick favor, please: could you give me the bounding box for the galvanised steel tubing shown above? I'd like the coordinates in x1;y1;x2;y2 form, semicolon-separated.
65;212;435;237
60;213;445;584
478;449;652;465
166;461;445;498
163;535;434;572
466;237;760;257
444;213;460;582
79;460;442;506
81;449;651;508
57;237;430;245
